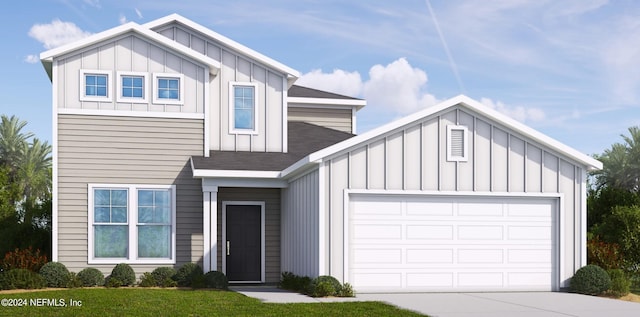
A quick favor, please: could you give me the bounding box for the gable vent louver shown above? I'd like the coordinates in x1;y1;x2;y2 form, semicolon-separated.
447;125;468;162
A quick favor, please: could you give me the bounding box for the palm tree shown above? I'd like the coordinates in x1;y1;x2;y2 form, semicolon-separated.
592;127;640;192
0;115;33;174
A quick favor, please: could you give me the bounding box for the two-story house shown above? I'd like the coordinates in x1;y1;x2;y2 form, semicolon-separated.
41;14;601;293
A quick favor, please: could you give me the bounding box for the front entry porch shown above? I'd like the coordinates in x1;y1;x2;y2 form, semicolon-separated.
202;185;282;284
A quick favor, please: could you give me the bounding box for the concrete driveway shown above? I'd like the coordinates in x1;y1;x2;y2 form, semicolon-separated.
357;292;640;317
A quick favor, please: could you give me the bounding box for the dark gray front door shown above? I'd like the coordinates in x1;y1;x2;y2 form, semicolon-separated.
226;204;261;281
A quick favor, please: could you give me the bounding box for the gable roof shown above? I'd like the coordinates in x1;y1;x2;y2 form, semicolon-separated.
191;121;354;176
143;14;300;87
39;21;221;81
282;95;603;177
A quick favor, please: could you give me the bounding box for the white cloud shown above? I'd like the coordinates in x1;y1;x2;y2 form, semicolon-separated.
28;19;92;49
296;69;363;97
363;58;438;114
480;97;546;123
119;14;128;24
135;8;143;19
83;0;100;8
24;55;39;64
299;58;439;116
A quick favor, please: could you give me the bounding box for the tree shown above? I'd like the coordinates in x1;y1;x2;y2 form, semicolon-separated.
592;127;640;192
0;115;52;257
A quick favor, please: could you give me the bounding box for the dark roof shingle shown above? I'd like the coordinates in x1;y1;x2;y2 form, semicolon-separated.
191;122;354;171
288;85;361;100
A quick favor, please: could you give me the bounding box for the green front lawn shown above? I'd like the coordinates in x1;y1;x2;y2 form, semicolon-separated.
0;288;425;316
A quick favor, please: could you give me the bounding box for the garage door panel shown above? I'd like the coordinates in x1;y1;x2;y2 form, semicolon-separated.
349;195;558;292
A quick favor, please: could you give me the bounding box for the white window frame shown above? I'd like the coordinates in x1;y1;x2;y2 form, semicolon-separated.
446;125;469;162
152;73;184;105
88;184;176;265
80;69;112;102
229;82;259;134
116;71;149;103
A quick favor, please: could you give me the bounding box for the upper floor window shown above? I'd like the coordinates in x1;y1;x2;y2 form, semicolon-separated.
447;125;469;162
229;82;258;134
80;69;112;102
153;73;184;105
117;72;148;103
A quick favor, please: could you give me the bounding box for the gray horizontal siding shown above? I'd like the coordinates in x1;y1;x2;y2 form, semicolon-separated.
57;114;204;276
288;107;352;133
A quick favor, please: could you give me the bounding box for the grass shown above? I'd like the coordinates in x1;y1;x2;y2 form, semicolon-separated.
0;288;425;317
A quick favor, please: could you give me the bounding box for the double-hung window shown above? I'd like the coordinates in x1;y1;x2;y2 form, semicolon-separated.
80;69;112;102
117;72;148;103
89;184;176;264
153;73;184;105
229;82;258;133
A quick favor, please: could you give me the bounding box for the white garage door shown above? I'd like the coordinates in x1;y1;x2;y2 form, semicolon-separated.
348;195;558;292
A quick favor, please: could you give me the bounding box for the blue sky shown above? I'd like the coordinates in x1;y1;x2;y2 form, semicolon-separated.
1;0;639;156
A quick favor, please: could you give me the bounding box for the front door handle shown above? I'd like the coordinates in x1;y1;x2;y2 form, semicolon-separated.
227;241;230;256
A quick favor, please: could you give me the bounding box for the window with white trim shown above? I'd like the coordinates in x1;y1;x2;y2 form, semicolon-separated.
447;125;468;162
88;184;176;264
229;82;258;133
80;69;112;102
153;73;184;105
117;72;148;103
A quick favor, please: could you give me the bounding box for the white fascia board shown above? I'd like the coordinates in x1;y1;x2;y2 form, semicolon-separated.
143;14;299;82
58;108;205;120
40;21;221;78
282;95;602;177
287;97;366;110
192;169;281;179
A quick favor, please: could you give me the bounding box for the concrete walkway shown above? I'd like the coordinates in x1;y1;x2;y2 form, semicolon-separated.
231;287;640;317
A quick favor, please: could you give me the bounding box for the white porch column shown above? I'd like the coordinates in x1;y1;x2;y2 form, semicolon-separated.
202;184;218;272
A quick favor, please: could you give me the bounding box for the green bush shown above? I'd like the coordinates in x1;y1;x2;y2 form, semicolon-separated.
594;205;640;266
308;276;342;297
204;271;228;290
105;276;122;288
67;272;83;288
39;262;71;288
0;269;46;290
110;263;135;286
138;272;156;287
151;267;176;286
571;264;611;295
172;263;203;287
77;268;104;287
607;269;631;297
338;282;355;297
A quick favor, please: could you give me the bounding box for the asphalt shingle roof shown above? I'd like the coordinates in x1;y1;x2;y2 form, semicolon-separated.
191;121;354;171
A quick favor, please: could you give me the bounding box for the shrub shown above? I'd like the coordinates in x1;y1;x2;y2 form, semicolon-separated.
172;263;203;287
338;282;355;297
594;205;640;266
0;269;46;290
607;269;631;297
151;267;176;287
77;268;104;287
308;276;342;297
67;272;83;288
105;276;122;288
571;264;611;295
2;247;47;272
110;263;135;286
587;236;624;270
204;271;228;290
138;272;156;287
39;262;71;288
279;272;313;293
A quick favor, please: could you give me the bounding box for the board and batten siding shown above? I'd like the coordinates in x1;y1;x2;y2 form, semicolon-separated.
154;23;286;152
57;114;204;275
281;170;320;277
288;107;352;133
321;106;586;286
216;188;281;283
55;34;206;114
